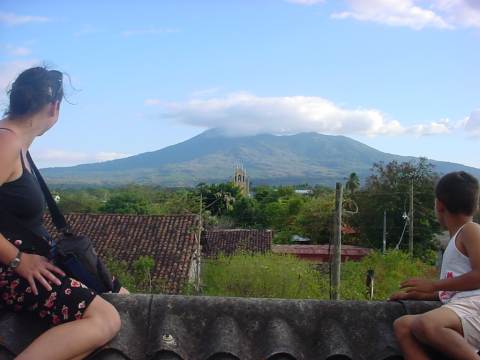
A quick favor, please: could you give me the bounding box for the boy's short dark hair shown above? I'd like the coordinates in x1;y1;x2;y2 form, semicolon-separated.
435;171;479;215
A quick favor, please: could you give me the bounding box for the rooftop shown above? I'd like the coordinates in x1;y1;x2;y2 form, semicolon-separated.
201;229;273;258
0;294;445;360
43;214;200;294
272;244;371;262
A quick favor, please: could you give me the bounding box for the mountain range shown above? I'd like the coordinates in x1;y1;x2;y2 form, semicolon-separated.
41;129;480;187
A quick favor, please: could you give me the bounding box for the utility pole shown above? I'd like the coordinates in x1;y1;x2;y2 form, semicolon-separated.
409;178;414;256
195;194;203;294
331;182;343;300
382;210;387;254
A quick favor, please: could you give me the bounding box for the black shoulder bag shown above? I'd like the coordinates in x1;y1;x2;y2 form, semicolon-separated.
25;152;121;293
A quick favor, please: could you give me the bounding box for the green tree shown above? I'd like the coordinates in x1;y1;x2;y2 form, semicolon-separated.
231;196;259;227
352;158;442;260
253;186;302;228
100;192;153;214
345;172;360;196
253;185;281;205
295;193;335;244
57;190;102;213
153;189;199;215
197;182;241;216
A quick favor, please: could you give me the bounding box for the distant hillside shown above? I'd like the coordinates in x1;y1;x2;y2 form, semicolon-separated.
41;129;480;187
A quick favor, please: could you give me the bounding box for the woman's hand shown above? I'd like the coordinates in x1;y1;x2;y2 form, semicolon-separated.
14;253;66;295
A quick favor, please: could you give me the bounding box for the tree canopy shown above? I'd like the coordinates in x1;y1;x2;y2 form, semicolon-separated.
351;158;442;261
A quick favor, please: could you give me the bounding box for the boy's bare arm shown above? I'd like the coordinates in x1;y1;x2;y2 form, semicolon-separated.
389;290;439;301
401;224;480;294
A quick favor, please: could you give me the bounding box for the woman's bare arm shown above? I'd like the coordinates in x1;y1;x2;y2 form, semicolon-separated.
0;129;65;294
0;129;23;265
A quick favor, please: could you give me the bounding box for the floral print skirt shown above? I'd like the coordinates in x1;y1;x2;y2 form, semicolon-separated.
0;264;97;327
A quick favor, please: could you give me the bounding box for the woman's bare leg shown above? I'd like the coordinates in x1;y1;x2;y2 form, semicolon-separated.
16;296;121;360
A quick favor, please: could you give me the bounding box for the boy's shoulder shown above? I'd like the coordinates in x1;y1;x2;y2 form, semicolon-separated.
458;222;480;251
463;222;480;235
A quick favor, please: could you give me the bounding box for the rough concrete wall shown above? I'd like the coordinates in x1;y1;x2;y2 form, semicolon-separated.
0;294;444;360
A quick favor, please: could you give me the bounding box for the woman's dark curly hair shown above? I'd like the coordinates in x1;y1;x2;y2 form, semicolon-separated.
5;66;64;118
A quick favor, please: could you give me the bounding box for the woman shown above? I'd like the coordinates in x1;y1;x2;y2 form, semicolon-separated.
0;67;121;360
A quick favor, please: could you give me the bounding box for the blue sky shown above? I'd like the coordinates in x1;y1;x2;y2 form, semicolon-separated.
1;0;479;169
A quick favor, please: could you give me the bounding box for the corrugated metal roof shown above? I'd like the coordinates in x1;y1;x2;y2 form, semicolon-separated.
0;294;444;360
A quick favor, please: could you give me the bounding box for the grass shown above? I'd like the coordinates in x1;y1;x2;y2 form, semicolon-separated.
202;251;329;299
201;250;436;301
340;250;437;300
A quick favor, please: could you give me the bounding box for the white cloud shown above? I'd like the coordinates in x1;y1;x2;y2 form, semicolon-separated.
0;12;50;26
286;0;325;5
330;0;480;29
434;0;480;28
463;109;480;137
156;92;451;137
121;27;180;37
34;150;130;167
4;45;31;56
331;0;452;30
408;120;451;135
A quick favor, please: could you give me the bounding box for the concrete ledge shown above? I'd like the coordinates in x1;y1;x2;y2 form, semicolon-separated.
0;294;442;360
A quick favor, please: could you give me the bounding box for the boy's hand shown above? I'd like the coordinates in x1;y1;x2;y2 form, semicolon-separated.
400;278;437;293
389;291;409;301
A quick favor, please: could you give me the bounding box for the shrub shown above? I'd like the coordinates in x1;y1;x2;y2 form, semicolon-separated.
106;255;167;293
107;249;436;299
340;250;437;300
201;250;436;301
202;252;329;299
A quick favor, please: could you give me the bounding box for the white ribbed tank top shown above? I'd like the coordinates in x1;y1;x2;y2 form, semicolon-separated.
439;222;480;304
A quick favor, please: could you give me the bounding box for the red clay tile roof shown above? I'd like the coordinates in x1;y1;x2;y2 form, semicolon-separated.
272;244;371;258
43;213;200;294
201;229;273;258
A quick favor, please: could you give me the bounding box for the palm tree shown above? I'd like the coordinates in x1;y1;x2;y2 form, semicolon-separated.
345;172;360;196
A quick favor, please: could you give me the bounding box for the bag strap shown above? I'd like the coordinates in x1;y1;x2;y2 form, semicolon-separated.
26;152;70;234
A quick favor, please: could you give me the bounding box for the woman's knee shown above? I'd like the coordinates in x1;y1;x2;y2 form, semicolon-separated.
83;296;121;344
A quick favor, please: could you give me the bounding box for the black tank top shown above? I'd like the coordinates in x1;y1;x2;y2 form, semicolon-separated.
0;128;49;241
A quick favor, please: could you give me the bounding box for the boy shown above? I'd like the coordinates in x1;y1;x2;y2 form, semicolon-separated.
391;171;480;360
